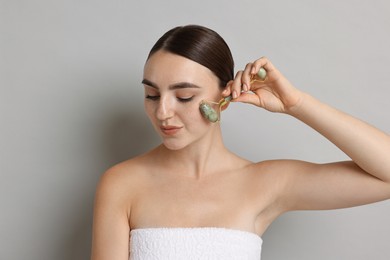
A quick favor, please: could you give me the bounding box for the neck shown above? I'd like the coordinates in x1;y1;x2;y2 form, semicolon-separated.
155;126;232;179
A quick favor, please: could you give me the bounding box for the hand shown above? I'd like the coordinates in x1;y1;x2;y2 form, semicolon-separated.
223;57;303;113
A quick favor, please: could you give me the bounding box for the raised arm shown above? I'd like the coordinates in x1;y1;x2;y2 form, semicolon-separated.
224;57;390;211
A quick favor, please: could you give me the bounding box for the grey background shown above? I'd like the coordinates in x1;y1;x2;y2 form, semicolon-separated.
1;0;389;259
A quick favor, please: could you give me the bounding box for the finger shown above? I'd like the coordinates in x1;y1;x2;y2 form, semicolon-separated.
251;56;276;75
231;70;244;99
242;63;253;92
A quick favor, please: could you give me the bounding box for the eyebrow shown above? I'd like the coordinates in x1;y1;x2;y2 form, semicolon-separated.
142;79;201;90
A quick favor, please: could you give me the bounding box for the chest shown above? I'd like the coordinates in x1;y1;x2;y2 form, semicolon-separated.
129;171;273;231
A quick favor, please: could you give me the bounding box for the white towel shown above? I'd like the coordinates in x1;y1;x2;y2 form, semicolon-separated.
129;227;262;260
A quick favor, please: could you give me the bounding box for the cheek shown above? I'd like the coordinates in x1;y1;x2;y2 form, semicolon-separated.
144;102;155;121
143;99;211;126
181;102;203;120
181;103;212;129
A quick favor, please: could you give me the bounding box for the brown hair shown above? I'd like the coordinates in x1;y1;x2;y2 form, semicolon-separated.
147;25;234;88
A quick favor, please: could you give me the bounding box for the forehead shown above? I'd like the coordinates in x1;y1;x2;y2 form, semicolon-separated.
143;50;219;88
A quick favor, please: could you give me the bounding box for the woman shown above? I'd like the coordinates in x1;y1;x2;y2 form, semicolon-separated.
91;25;390;259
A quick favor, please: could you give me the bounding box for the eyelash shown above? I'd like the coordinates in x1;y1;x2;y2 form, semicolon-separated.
145;95;159;101
145;95;194;103
177;96;194;103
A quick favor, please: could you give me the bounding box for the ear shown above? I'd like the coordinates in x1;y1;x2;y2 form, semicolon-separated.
223;80;233;96
220;81;233;111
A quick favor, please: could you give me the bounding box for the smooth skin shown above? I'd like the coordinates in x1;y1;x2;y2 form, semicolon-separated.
91;51;390;260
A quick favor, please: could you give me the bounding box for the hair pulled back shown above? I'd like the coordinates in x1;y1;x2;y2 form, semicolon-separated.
147;25;234;88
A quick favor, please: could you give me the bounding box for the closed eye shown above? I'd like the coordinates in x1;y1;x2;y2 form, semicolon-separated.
177;96;194;103
145;95;160;101
145;95;194;102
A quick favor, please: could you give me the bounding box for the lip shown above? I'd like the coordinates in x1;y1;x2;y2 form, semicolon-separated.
160;125;183;135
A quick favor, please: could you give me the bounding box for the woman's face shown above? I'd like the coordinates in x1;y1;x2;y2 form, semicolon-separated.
143;50;222;150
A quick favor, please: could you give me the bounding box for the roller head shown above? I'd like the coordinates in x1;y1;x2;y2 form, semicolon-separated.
199;101;219;123
257;67;267;80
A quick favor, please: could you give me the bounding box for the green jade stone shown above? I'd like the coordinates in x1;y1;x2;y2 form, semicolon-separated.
207;111;219;122
257;67;267;80
200;102;219;123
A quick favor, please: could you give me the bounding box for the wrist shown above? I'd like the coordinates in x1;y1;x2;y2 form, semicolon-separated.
285;91;310;117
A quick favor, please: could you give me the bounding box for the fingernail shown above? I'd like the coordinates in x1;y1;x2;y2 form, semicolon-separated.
243;83;248;92
232;90;238;99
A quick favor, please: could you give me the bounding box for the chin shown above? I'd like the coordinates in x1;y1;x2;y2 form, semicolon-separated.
161;139;189;151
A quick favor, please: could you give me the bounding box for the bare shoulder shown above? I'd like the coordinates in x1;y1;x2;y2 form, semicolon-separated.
99;153;151;186
245;159;313;209
100;156;147;183
241;159;304;203
91;154;155;259
247;159;319;197
94;153;153;211
249;159;310;181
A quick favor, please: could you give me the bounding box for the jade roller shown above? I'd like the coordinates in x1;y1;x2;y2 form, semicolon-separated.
199;96;232;123
199;67;267;123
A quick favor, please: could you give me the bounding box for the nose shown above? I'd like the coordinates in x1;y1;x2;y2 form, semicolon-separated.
156;96;174;121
